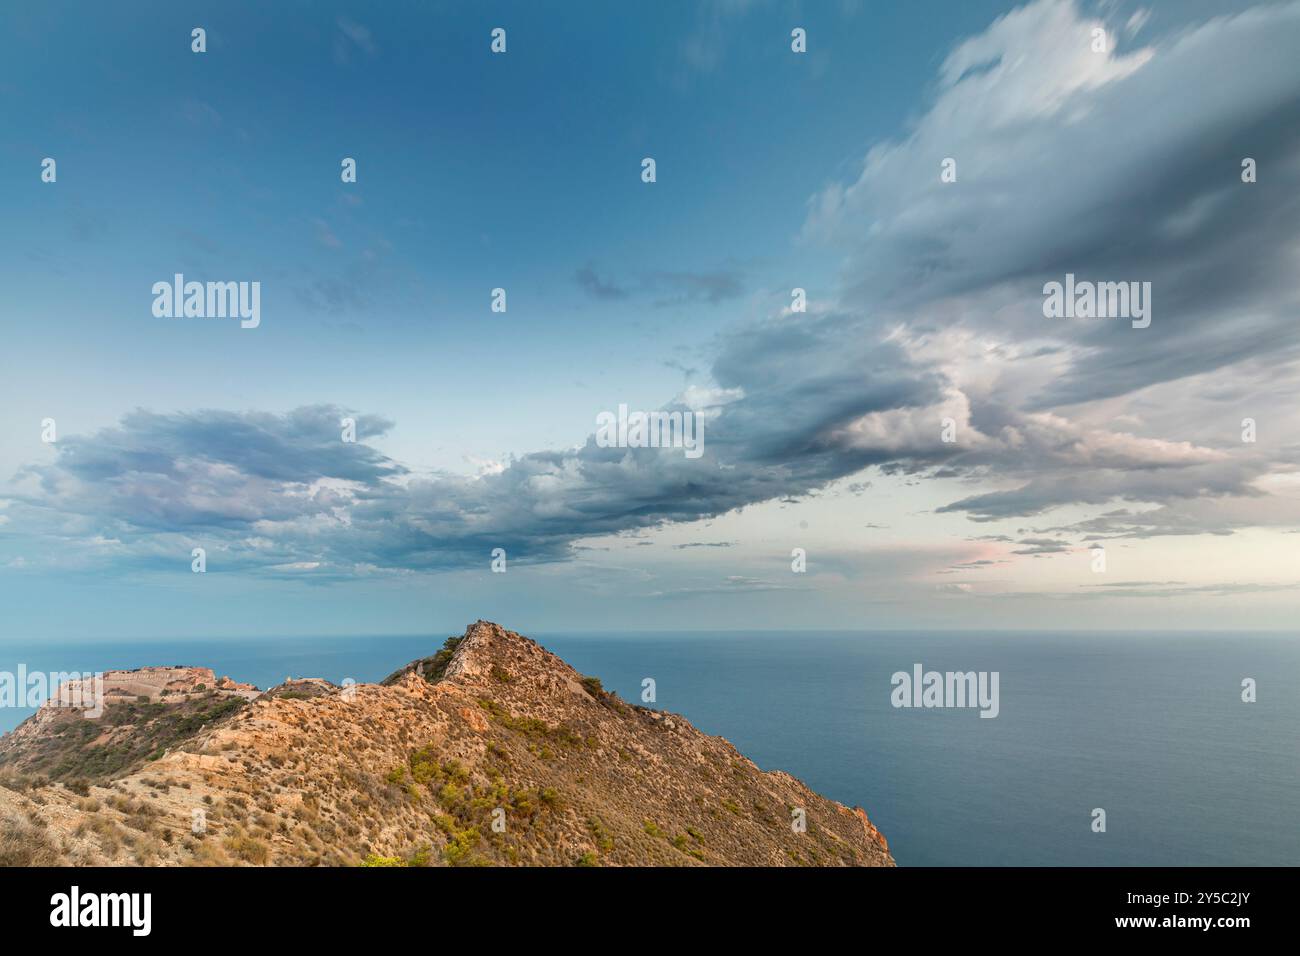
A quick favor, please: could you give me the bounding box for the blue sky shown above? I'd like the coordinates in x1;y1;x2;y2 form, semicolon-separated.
3;0;1300;638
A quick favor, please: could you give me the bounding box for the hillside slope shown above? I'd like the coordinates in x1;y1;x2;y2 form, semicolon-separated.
0;621;892;867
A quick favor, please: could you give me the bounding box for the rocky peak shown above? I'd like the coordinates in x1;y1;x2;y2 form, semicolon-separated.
442;619;523;681
444;621;582;689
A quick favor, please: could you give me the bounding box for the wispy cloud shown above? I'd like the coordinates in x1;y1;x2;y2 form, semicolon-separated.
574;265;744;305
334;17;378;65
575;264;630;301
650;575;804;598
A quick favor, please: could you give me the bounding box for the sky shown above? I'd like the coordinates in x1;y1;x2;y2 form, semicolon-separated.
1;0;1299;639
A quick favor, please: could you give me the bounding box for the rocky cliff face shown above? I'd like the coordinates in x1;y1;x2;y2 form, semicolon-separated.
0;621;892;867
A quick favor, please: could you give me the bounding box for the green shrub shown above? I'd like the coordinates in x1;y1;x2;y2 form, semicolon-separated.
422;637;464;683
409;844;432;867
443;825;481;866
587;817;614;851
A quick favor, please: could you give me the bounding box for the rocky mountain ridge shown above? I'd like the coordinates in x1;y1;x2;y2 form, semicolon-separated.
0;621;892;867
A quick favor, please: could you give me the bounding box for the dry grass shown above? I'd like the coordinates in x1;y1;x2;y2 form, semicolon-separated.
0;811;59;866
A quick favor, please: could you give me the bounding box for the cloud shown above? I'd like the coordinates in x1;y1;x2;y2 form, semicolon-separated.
2;407;402;575
955;579;1300;602
311;218;342;249
648;271;743;306
575;265;629;301
803;0;1300;406
334;17;378;65
0;331;934;572
673;0;759;84
650;575;804;598
797;0;1300;530
937;582;975;594
1072;581;1300;598
7;0;1300;577
574;265;744;306
1011;538;1071;555
177;99;223;129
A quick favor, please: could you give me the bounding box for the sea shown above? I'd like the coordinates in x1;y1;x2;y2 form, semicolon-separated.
1;630;1295;866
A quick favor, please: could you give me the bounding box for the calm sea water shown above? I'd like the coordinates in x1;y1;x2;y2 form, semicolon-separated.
1;630;1295;866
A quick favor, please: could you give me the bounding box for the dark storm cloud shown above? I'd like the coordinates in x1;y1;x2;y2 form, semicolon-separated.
791;0;1300;530
52;406;400;488
806;0;1300;409
2;292;946;573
